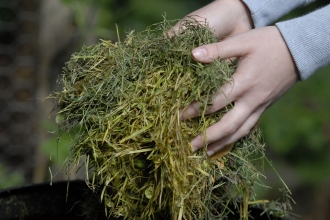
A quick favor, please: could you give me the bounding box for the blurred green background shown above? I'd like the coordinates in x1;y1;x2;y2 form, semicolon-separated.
0;0;329;219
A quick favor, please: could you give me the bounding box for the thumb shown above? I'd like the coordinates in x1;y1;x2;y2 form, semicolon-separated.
191;37;247;63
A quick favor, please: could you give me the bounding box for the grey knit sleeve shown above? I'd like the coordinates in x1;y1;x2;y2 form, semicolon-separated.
242;0;315;27
276;5;330;80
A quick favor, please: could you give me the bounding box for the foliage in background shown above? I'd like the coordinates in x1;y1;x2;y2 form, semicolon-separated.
40;121;72;168
261;66;330;185
61;0;212;41
0;164;24;189
260;0;330;187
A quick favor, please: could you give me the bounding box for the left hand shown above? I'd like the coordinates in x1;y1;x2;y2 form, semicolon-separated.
171;0;254;38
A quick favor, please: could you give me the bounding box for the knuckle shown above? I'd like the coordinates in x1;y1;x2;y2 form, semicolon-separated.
206;102;219;114
224;123;238;136
241;121;259;137
215;43;225;59
241;128;251;137
182;102;200;119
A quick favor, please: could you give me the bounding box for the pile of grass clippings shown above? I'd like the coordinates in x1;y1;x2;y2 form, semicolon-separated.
52;19;291;220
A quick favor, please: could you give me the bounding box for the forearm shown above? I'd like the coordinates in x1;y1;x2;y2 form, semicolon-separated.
276;4;330;80
242;0;315;27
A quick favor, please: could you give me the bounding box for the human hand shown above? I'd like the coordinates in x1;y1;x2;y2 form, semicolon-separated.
181;26;299;157
172;0;254;38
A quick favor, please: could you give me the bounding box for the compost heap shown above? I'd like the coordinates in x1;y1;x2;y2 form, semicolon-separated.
53;19;280;220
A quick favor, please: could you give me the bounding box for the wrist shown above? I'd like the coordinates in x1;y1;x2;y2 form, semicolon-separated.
221;0;254;35
239;0;254;28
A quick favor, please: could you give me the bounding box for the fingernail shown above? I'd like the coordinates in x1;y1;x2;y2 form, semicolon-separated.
192;47;207;60
207;149;214;156
191;138;199;152
191;143;197;152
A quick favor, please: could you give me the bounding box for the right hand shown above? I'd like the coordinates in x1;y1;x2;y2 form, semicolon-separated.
172;0;254;38
182;26;299;156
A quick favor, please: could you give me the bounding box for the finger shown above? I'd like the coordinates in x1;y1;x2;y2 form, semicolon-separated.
181;70;244;120
168;15;209;37
191;101;253;150
191;36;248;63
180;80;238;120
224;57;238;64
206;111;261;157
170;0;224;37
166;26;180;38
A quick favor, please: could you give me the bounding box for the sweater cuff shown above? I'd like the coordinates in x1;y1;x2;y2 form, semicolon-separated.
242;0;315;28
276;4;330;80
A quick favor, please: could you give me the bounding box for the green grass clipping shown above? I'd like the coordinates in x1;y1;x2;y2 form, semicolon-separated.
52;19;291;220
